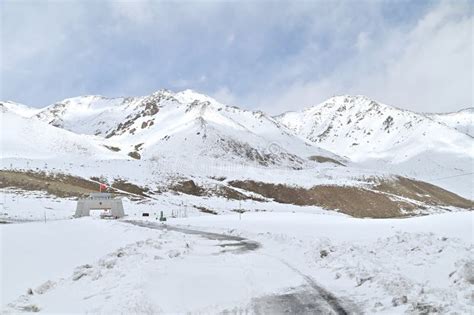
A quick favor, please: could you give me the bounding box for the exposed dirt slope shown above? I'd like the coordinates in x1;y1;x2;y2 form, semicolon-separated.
2;170;471;218
374;176;473;209
308;155;345;166
228;177;472;218
0;170;98;198
0;171;150;199
228;180;415;218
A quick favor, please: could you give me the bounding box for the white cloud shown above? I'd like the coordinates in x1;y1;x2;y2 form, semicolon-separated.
1;0;471;114
254;1;473;114
211;87;239;107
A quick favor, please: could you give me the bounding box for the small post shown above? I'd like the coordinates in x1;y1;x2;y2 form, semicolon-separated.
239;200;242;220
159;211;166;222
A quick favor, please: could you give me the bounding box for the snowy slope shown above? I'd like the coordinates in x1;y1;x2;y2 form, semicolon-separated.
1;91;472;198
426;108;473;137
33;90;342;167
0;101;41;117
276;95;472;161
34;95;140;136
9;92;472;167
0;106;125;160
115;90;339;165
276;96;474;197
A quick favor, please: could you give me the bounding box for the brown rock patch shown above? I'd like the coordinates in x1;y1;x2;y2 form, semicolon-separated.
0;170;98;198
228;180;413;218
308;155;345;166
374;176;473;209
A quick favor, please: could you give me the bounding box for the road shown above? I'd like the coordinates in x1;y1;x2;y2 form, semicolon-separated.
126;220;355;315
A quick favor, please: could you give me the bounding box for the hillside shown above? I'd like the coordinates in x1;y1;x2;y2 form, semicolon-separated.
30;90;341;167
275;95;471;162
0;105;124;160
426;108;473;137
0;101;42;117
0;91;472;219
276;96;473;198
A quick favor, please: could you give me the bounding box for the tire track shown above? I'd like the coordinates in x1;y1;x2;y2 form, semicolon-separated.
125;220;353;314
268;255;351;315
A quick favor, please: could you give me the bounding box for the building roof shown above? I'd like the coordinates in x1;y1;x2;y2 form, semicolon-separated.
88;192;113;199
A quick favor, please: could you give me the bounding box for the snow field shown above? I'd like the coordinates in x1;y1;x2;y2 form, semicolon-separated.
170;211;474;314
2;211;471;313
2;218;315;314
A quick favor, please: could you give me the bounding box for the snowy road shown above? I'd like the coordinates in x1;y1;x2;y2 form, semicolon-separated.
126;220;261;254
2;218;354;314
126;220;353;315
4;212;470;313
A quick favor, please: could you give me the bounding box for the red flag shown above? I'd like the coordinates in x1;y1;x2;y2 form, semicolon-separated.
99;183;107;192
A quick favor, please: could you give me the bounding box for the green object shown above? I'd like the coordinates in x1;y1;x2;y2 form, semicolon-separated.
159;211;167;222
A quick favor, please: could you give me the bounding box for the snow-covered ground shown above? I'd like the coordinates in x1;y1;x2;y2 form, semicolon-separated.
0;189;76;222
1;211;472;314
172;211;474;313
0;186;337;224
1;90;472;313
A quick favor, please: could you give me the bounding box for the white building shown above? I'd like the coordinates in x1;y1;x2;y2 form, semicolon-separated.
75;193;125;219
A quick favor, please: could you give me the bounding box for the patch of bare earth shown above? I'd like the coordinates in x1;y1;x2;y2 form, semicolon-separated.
0;170;151;200
374;176;473;209
171;180;206;196
103;145;121;152
308;155;346;166
228;180;413;218
111;178;150;197
127;151;141;160
170;179;265;201
0;170;98;198
193;205;218;215
228;177;472;218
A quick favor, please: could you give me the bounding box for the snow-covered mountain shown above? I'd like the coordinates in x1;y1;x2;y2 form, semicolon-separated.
276;95;472;161
276;95;473;197
1;100;42;117
23;90;341;167
426;108;473;137
0;104;124;160
2;93;471;315
1;91;472;200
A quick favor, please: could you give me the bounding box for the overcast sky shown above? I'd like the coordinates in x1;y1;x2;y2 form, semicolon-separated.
1;0;472;113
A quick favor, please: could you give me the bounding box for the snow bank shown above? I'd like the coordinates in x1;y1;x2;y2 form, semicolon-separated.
171;211;474;313
0;218;162;306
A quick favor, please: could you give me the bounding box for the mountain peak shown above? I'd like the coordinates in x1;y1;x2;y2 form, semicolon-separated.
298;95;385;117
0;100;41;117
324;94;372;103
149;89;174;98
277;92;473;161
175;89;220;105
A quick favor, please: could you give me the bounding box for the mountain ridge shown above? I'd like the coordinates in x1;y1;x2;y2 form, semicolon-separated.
1;90;472;198
3;90;472;119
